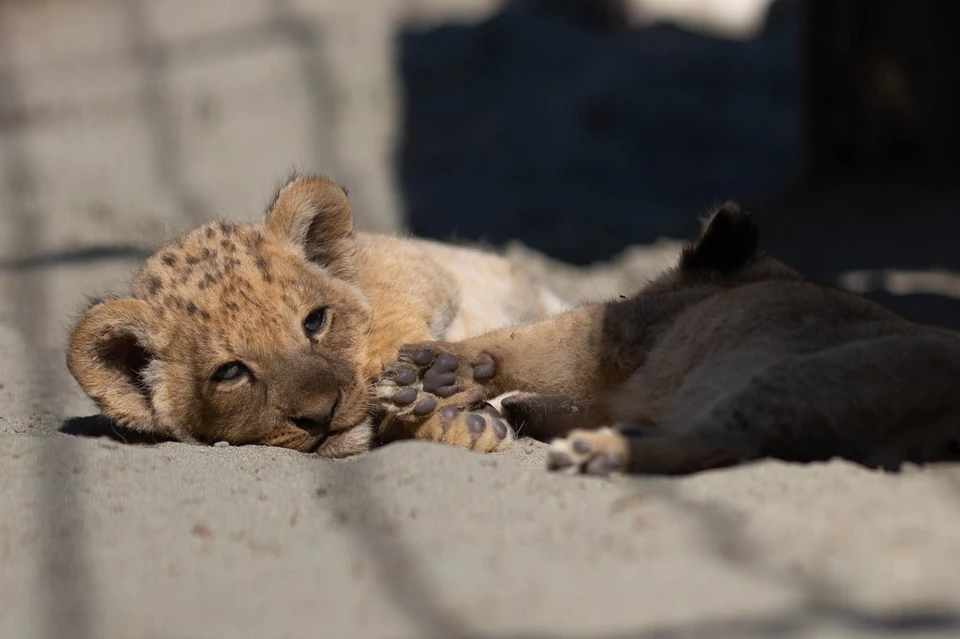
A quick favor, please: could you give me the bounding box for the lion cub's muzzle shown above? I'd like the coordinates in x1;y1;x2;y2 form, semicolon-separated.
288;390;340;435
271;355;346;437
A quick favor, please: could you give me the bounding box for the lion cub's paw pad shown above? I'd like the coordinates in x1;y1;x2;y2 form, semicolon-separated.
547;427;628;476
376;362;439;417
422;354;459;397
399;345;497;397
436;405;513;452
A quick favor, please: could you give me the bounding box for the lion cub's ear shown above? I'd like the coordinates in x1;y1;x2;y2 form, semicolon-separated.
264;173;358;281
66;298;167;436
680;201;760;273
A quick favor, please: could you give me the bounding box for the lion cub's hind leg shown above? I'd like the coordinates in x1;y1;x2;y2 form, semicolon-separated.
547;427;745;476
549;331;960;476
548;427;630;475
497;393;612;441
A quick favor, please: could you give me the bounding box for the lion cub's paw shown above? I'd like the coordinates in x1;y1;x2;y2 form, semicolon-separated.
547;427;628;476
423;404;513;452
377;360;445;420
378;359;485;422
395;342;498;398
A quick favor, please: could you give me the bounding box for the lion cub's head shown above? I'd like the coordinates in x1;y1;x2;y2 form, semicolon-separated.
67;175;377;457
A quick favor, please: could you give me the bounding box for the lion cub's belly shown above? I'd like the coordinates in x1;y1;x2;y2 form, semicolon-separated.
426;241;568;341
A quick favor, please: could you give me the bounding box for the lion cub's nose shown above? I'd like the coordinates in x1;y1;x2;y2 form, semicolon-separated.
287;392;340;435
289;413;332;434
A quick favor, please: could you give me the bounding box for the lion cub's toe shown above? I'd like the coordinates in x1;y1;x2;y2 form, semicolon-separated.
547;427;628;476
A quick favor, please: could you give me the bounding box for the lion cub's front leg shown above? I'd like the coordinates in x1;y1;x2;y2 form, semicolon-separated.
375;305;611;451
377;302;620;409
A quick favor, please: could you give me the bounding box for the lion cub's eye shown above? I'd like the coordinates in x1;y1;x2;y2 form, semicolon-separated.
303;308;328;338
211;361;249;383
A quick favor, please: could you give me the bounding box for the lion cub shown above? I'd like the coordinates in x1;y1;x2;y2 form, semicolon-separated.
67;174;564;457
378;203;960;474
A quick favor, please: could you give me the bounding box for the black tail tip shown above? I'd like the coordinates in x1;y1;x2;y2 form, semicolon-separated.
680;202;760;273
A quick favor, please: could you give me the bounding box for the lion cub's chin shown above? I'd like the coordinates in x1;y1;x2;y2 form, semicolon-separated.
313;420;375;458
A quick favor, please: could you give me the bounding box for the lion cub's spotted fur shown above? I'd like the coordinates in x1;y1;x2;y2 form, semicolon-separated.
380;203;960;474
67;174;563;457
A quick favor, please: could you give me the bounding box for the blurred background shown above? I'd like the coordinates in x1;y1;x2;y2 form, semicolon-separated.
2;0;960;368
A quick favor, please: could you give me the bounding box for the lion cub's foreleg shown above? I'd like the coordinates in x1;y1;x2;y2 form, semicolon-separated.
376;301;651;448
376;296;670;450
378;301;642;407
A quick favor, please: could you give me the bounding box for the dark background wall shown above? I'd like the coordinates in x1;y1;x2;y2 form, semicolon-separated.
399;0;800;264
397;0;960;328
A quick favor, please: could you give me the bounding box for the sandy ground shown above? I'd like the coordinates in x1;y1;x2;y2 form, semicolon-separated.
3;1;960;638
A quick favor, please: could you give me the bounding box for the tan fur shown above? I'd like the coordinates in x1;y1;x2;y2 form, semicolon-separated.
379;203;960;474
66;174;564;457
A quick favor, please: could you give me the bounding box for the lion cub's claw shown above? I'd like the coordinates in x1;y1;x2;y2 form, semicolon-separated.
547;427;629;476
